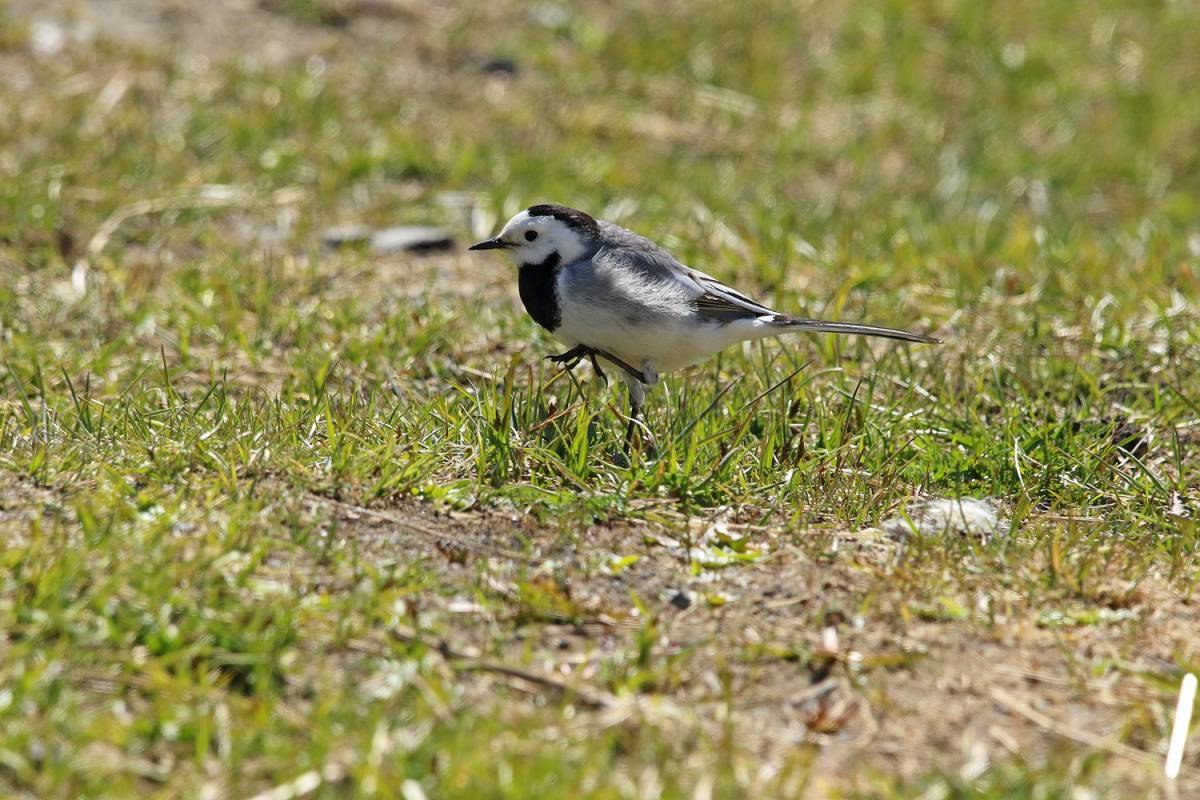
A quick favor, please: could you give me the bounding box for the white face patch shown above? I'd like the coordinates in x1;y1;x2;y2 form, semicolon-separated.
497;210;591;266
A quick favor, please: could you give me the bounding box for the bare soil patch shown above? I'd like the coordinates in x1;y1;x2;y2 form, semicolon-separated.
300;491;1197;796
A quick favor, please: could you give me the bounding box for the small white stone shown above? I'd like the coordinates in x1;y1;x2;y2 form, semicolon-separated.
883;498;1010;541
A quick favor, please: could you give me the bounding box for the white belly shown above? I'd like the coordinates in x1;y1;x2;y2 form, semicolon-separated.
555;293;772;375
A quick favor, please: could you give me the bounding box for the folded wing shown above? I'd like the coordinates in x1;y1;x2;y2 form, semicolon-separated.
590;228;937;344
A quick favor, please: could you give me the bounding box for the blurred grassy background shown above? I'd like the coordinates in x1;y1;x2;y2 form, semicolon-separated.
1;0;1198;797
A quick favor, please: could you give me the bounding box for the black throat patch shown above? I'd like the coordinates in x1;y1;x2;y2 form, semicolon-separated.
518;252;562;331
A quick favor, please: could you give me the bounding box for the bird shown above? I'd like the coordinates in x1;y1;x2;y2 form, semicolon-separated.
470;203;938;446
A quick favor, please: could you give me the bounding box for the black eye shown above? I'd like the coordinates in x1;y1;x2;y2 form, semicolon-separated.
525;230;539;242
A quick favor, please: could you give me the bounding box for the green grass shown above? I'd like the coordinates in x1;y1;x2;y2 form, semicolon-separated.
1;0;1198;797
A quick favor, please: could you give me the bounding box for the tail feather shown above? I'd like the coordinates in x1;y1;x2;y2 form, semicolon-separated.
774;316;940;344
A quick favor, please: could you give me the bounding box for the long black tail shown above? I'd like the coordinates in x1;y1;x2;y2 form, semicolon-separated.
775;317;940;344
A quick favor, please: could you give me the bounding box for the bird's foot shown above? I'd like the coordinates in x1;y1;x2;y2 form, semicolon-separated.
621;425;657;462
621;405;658;459
548;345;636;387
546;344;592;372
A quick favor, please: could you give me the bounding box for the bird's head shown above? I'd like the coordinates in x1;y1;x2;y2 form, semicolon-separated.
469;203;599;267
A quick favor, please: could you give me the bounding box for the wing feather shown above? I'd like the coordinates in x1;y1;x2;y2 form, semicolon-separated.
685;268;778;321
587;223;779;323
584;221;938;343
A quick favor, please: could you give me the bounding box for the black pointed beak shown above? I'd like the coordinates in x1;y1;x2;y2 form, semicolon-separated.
468;237;508;251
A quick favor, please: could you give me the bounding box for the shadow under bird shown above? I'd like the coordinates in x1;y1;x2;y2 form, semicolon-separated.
471;203;939;445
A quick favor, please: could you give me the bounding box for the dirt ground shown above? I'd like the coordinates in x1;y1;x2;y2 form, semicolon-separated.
309;491;1195;795
4;459;1197;795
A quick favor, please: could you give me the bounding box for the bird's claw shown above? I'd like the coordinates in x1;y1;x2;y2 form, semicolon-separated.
546;354;584;370
547;344;611;385
546;344;590;372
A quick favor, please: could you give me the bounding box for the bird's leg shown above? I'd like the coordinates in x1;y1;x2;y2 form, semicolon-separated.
623;378;647;456
624;401;641;453
548;344;648;387
545;344;591;372
589;347;650;385
547;346;636;390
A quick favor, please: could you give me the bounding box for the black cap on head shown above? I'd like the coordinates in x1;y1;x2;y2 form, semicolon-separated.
526;204;600;238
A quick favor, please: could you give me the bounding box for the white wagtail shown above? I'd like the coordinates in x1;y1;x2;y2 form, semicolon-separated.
471;204;938;443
